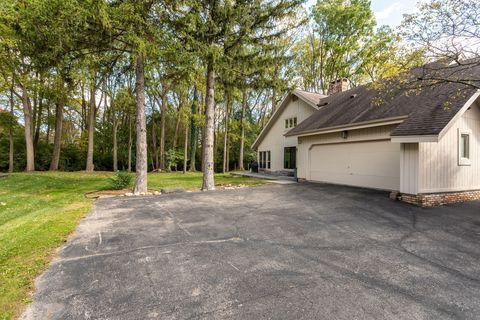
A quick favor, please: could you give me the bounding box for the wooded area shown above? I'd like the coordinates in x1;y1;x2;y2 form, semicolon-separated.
0;0;476;192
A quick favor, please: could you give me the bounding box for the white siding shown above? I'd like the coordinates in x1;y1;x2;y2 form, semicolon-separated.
297;125;397;179
297;124;400;190
400;143;419;194
257;97;315;172
419;103;480;193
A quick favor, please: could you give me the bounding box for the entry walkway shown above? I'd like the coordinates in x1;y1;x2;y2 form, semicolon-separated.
230;171;297;184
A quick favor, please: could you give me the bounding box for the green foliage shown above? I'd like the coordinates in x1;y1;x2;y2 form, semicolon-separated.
165;148;184;171
109;171;133;190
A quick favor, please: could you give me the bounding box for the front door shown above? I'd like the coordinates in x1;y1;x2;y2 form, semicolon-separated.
284;147;296;170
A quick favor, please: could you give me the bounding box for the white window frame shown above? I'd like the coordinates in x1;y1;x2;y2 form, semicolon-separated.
285;117;298;129
458;128;472;166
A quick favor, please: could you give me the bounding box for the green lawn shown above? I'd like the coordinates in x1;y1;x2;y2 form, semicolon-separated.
0;171;264;320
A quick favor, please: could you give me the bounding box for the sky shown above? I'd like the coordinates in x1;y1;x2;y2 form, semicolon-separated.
304;0;419;28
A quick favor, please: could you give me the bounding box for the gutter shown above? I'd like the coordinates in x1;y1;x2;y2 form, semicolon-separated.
286;116;408;138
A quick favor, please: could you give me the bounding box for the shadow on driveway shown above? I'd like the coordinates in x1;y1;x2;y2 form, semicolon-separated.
22;183;480;319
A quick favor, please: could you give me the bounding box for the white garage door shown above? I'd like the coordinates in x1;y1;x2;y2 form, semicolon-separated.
308;140;400;190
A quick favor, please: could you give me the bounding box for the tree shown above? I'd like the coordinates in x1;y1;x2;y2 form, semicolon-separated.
402;0;480;88
173;0;304;190
310;0;375;92
134;54;148;193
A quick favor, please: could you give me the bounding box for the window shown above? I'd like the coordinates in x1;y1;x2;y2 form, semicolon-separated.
284;147;296;169
259;151;271;169
458;129;471;166
461;134;470;158
285;117;298;129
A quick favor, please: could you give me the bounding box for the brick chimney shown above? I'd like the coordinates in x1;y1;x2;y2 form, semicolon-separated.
327;78;349;95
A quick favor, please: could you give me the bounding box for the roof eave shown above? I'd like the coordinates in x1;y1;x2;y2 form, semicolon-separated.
286;116;408;138
390;135;439;143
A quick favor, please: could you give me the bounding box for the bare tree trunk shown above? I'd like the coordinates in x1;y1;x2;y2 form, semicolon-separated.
222;88;231;173
183;121;188;174
151;98;158;170
238;89;247;170
113;105;118;172
128;113;132;172
81;86;87;133
159;88;168;171
34;98;43;150
134;54;148;194
272;63;278;112
45;103;51;143
18;84;35;172
189;87;198;171
85;76;96;172
172;113;181;150
202;59;215;191
49;99;64;171
9;89;14;173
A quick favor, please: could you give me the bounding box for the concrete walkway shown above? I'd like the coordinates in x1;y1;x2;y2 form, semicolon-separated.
230;171;297;184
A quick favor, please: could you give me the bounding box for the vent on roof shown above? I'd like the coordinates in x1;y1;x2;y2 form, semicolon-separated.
350;94;357;99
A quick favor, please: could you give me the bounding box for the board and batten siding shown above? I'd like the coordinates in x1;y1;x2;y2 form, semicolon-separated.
418;103;480;193
297;124;398;180
257;97;315;172
400;143;419;194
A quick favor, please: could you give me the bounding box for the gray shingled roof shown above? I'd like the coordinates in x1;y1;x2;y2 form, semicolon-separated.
287;62;480;137
294;89;326;107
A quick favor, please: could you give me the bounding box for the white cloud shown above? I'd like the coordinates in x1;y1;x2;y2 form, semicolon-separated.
375;2;403;22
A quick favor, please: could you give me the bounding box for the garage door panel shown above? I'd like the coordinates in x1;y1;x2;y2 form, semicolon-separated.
308;141;400;190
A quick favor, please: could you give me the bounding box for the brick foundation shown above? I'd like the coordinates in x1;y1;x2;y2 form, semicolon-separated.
400;190;480;207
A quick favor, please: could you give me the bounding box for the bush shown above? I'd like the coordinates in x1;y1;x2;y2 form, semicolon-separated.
109;171;133;190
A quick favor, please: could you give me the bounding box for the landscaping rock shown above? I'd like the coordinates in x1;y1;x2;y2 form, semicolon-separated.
161;188;185;194
125;192;134;196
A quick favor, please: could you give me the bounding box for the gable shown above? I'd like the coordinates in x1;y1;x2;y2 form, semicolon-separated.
252;89;325;150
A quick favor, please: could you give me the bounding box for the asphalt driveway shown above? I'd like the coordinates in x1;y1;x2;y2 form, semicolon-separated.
22;183;480;320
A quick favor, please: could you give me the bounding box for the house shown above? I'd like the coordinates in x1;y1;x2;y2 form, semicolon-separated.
252;88;327;175
254;64;480;206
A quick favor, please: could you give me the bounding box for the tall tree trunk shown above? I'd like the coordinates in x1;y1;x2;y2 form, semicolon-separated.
9;88;14;173
202;59;215;191
238;88;247;170
34;98;43;150
222;88;231;173
151;99;158;170
189;87;198;171
112;103;118;172
19;84;35;172
172;112;181;150
45;104;51;143
183;121;188;174
81;85;87;133
134;54;148;194
159;88;168;171
49;99;64;171
85;76;96;172
128;113;132;172
272;63;278;112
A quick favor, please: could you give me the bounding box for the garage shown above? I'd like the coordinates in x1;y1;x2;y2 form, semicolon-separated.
308;140;400;191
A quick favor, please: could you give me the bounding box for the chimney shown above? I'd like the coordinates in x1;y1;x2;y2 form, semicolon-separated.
327;78;349;95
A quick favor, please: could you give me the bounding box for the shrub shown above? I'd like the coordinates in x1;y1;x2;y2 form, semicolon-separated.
109;171;133;190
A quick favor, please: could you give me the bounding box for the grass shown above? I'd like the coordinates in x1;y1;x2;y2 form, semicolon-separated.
0;171;264;320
